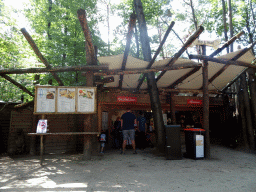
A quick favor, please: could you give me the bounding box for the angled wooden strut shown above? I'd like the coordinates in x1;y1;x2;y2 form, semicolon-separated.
21;28;64;86
0;74;34;97
155;26;204;83
197;31;245;90
135;21;175;91
167;66;201;89
77;9;97;65
172;31;245;91
119;13;137;89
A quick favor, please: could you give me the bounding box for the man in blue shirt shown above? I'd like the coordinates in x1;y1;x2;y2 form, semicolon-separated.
121;108;137;154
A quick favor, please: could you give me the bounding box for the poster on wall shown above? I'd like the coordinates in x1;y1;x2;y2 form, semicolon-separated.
57;87;76;113
34;86;97;114
35;87;56;113
77;88;96;113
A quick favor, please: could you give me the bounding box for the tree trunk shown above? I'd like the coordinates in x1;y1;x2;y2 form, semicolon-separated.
247;68;256;137
189;0;197;30
237;79;249;148
228;0;234;52
134;0;165;152
240;73;255;150
221;0;229;53
202;45;210;159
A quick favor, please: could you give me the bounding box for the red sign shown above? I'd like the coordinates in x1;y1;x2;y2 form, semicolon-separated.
187;99;202;105
117;96;137;103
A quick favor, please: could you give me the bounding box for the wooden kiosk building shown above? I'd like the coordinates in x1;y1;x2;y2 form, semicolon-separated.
2;8;256;162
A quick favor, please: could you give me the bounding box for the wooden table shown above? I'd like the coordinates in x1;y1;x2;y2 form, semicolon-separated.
28;132;100;165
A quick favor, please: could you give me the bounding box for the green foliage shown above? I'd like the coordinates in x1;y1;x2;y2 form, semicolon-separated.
23;0;108;88
0;3;38;102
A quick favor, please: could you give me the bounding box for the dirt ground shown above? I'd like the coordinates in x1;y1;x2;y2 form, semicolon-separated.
0;145;256;192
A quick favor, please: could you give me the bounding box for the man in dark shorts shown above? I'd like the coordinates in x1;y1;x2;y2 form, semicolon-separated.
121;108;137;154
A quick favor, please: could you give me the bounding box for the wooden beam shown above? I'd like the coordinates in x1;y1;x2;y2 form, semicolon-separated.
156;26;204;82
194;40;256;90
94;63;201;76
100;87;221;95
0;65;109;75
164;31;243;92
136;21;175;91
208;31;244;57
0;74;34;97
20;28;64;86
119;13;137;89
167;66;201;89
189;54;256;68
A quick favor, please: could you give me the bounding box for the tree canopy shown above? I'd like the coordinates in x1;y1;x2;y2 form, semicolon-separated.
1;0;256;102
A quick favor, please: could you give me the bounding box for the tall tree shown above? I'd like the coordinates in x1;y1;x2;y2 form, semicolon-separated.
25;0;106;86
0;1;37;102
222;0;229;53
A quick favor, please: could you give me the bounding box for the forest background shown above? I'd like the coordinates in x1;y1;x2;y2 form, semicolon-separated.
1;0;256;102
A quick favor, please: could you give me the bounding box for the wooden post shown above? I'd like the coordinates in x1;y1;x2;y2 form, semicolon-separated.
168;92;177;124
40;114;45;165
77;9;98;160
247;68;256;134
240;73;255;150
237;79;249;148
40;135;44;166
134;0;165;152
202;45;210;159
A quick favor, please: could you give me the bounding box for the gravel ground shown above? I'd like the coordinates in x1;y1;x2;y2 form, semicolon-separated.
0;145;256;192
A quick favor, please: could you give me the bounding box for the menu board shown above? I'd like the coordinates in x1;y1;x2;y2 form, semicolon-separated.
35;87;56;113
77;88;95;113
57;87;76;113
34;86;97;114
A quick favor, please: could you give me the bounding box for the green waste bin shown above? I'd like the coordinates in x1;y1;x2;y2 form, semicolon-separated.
184;128;205;159
165;125;182;160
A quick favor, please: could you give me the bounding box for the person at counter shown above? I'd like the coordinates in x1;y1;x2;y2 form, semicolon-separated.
121;108;137;154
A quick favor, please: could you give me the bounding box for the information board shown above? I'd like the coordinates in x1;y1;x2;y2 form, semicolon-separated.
34;86;97;114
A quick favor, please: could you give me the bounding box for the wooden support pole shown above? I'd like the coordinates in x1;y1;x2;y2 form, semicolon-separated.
169;92;177;124
40;135;44;166
21;28;64;86
237;79;249;148
247;68;256;134
77;9;97;160
202;45;210;159
240;73;255;150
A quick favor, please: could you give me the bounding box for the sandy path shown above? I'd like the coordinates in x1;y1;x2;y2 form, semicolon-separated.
0;145;256;191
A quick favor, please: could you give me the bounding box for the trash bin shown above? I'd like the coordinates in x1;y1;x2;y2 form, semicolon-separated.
184;128;205;159
165;125;182;160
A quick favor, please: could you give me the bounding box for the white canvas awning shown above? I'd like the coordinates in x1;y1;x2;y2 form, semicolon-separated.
97;49;255;92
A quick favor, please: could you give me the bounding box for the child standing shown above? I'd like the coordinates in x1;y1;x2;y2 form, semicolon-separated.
99;131;107;154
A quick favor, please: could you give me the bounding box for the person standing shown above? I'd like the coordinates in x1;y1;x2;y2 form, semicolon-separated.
113;116;122;149
137;112;147;149
121;108;137;154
